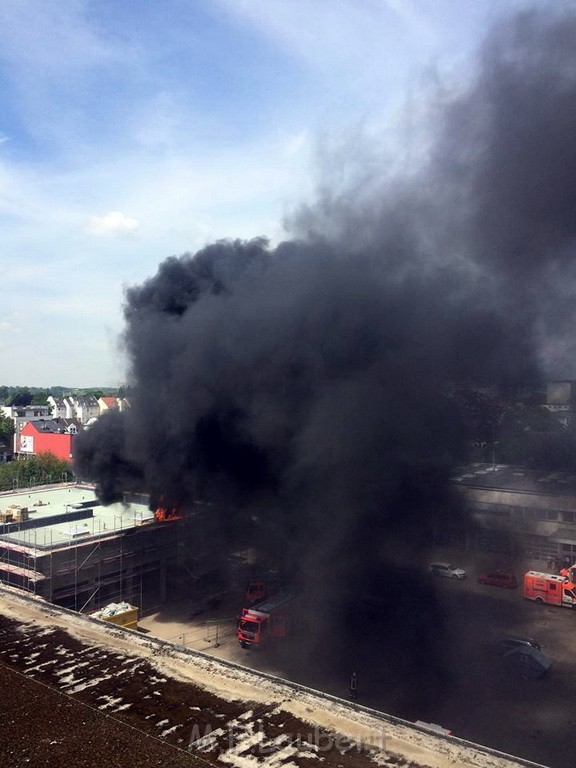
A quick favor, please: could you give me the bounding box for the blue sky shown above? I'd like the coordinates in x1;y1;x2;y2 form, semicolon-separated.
0;0;547;387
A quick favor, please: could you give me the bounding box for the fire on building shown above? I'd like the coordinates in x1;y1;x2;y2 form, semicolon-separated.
0;484;227;613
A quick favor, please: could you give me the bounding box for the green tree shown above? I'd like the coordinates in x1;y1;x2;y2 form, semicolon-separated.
0;414;14;453
9;388;33;407
85;390;105;400
0;453;74;492
31;389;51;405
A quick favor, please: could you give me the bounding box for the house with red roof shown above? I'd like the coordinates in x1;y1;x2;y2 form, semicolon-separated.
98;396;130;414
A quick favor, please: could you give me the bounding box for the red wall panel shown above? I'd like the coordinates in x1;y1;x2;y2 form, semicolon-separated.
19;423;74;461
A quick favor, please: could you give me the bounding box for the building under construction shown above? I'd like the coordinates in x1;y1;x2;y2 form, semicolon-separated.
5;463;575;616
0;484;227;613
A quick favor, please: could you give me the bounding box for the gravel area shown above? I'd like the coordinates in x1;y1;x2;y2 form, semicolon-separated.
0;613;404;768
0;662;199;768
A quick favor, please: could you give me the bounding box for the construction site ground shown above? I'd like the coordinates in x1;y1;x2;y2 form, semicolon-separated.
136;551;576;768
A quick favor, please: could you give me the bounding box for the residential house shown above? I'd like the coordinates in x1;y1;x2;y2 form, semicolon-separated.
72;396;99;425
1;405;52;454
17;418;80;462
98;396;130;414
47;396;67;419
47;396;100;425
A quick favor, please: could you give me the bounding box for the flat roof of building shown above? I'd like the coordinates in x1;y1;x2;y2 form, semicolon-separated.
0;484;154;549
452;464;576;496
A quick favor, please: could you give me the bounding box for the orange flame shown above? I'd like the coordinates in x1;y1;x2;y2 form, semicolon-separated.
154;506;182;522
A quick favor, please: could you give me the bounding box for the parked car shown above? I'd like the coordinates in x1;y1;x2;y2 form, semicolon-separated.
503;646;552;679
477;571;518;589
492;635;541;656
429;562;467;580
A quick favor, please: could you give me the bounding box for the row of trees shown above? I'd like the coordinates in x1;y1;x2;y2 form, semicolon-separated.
0;386;128;407
0;453;74;493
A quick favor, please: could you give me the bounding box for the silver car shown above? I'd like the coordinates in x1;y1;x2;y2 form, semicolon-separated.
429;562;467;579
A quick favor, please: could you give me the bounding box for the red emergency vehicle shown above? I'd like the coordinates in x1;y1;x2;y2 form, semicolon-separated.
523;570;576;608
560;563;576;582
237;591;295;649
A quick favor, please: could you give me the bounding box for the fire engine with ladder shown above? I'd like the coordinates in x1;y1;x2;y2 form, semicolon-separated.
523;570;576;608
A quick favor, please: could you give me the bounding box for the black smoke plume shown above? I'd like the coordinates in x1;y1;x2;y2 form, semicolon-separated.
75;7;576;711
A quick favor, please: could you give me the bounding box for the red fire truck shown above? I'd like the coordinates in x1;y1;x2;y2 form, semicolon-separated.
237;591;296;649
523;570;576;608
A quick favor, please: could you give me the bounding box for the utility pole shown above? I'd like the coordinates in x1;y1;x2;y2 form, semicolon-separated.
492;421;496;472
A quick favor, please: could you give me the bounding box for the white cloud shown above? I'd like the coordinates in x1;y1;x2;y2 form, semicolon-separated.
86;210;140;237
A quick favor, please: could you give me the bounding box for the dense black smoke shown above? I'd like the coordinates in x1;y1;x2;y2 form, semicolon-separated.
75;7;576;709
435;8;576;373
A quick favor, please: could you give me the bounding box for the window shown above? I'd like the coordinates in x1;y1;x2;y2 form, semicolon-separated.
240;620;259;633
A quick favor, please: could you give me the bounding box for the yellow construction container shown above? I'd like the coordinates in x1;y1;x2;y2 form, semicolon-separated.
105;607;138;630
90;603;138;630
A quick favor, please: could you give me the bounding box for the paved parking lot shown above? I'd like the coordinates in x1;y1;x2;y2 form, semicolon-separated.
423;557;576;767
139;553;576;768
